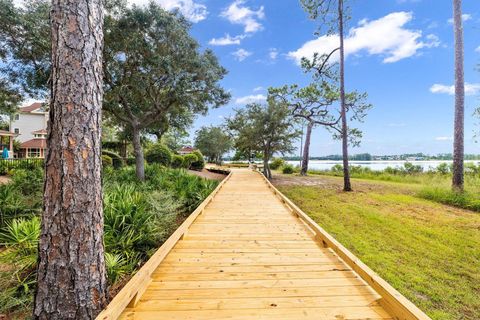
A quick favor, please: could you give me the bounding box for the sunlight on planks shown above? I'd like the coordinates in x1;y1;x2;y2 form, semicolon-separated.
97;169;431;320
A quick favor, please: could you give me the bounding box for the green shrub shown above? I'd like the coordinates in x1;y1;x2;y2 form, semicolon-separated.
102;155;113;167
331;164;343;173
418;187;480;212
270;158;285;170
11;168;43;199
0;184;33;227
102;150;124;169
190;150;205;171
182;153;198;169
171;155;184;169
282;164;294;174
0;217;40;313
403;162;423;174
145;144;172;166
104;252;130;284
126;157;136;166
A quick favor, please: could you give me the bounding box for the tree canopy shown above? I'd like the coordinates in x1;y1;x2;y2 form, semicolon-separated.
226;102;300;179
194;126;232;164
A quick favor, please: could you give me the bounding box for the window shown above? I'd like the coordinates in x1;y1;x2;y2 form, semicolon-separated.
28;148;41;158
14;114;19;120
14;128;19;134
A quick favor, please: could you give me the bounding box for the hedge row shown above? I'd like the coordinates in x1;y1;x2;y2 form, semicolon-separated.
101;145;205;171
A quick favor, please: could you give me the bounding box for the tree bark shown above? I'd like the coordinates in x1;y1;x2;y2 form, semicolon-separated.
300;121;313;176
263;154;271;179
338;0;352;192
34;0;107;318
132;126;145;181
452;0;464;192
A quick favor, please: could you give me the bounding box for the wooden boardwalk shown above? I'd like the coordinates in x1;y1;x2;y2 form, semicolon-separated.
98;169;430;320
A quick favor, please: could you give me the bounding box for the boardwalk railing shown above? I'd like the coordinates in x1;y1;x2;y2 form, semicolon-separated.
257;170;430;320
96;170;233;320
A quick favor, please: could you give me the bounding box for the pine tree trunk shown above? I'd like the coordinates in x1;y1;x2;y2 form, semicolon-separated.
452;0;464;192
338;0;352;192
300;121;313;176
132;126;145;181
34;0;107;318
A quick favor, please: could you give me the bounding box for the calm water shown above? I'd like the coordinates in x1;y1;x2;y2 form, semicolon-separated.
286;160;480;171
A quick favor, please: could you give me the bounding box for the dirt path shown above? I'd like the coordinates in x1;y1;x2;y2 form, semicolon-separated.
0;176;11;185
188;169;227;181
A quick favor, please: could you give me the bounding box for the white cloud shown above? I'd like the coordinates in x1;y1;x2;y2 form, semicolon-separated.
475;46;480;53
232;48;252;61
447;14;472;24
209;34;245;46
253;86;264;92
221;0;265;33
129;0;208;23
235;94;266;105
288;12;440;65
430;83;480;96
269;48;279;60
435;136;453;141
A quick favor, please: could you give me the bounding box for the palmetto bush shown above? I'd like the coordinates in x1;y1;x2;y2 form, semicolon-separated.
0;163;219;314
103;185;160;265
0;184;32;227
0;216;40;313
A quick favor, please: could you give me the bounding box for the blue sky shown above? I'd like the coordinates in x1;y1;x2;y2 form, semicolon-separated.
142;0;480;156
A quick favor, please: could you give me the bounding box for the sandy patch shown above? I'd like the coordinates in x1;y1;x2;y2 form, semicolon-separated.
188;169;227;181
0;176;11;185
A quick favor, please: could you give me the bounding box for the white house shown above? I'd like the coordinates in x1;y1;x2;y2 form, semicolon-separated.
10;102;49;158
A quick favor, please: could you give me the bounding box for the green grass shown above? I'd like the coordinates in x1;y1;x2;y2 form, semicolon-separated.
305;168;480;212
277;179;480;320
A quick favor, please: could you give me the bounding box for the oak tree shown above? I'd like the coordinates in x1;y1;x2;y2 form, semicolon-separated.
103;3;229;180
194;126;232;164
226;102;300;179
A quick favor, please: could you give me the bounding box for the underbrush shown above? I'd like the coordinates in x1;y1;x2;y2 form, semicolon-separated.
0;164;218;316
418;187;480;212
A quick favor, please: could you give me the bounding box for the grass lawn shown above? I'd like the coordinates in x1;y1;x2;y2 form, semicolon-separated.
274;174;480;320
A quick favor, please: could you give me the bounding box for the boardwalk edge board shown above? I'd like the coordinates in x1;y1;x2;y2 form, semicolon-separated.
256;170;431;320
96;170;233;320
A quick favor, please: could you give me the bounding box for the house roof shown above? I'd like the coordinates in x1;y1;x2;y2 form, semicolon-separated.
179;146;196;152
0;130;17;137
20;138;46;149
19;102;46;113
32;129;48;134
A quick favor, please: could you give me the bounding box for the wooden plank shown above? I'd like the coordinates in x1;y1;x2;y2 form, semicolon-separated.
119;306;392;320
184;234;313;240
151;270;357;281
140;285;378;300
153;264;350;274
161;254;338;265
148;277;365;289
174;240;322;249
133;294;381;311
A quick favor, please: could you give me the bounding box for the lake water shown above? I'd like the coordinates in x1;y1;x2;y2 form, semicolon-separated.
285;160;480;171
